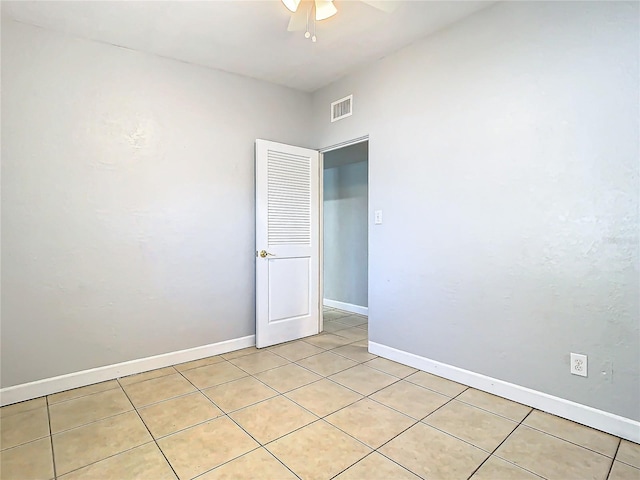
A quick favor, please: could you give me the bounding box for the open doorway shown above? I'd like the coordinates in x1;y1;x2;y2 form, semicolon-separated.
321;141;369;331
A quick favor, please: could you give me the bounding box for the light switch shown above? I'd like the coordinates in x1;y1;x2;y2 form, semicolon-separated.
374;210;383;225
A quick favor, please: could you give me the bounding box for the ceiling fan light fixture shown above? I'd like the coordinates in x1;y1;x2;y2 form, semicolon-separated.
315;0;337;21
282;0;301;13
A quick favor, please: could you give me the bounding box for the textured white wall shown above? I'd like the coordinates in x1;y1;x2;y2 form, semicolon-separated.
311;1;640;420
323;158;368;308
1;20;312;387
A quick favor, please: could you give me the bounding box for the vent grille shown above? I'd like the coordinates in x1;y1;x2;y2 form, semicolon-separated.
267;150;311;245
331;95;353;122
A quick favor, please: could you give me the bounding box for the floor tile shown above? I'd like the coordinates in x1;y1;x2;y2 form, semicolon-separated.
303;333;353;350
138;392;223;438
495;425;612;480
254;363;321;393
220;346;259;360
457;388;532;422
122;373;196;408
269;340;325;361
349;339;368;348
0;397;46;418
0;437;54;480
59;442;176;480
424;400;517;452
609;460;640;480
405;371;467;397
157;416;258;480
230;396;317;444
524;410;619;457
323;310;352;321
0;407;50;450
334;452;419;479
370;380;450;419
267;420;371;480
325;398;415;448
52;410;152;475
202;376;278;413
198;447;297;480
296;351;358;376
333;327;368;342
379;422;488;479
470;456;542;480
363;357;417;378
323;321;351;333
48;380;120;404
334;315;367;327
50;388;133;433
618;440;640;468
173;355;224;372
119;367;177;386
329;365;397;396
180;361;248;389
285;379;363;417
332;344;377;363
228;351;290;375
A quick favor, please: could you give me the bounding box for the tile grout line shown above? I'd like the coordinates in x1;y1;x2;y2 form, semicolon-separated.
43;347;417;478
327;454;376;480
45;395;58;480
605;438;623;480
262;417;376;477
46;344;366;480
116;377;181;480
189;444;302;480
230;343;622;480
47;407;138;437
173;361;271;444
51;436;157;478
8;316;630;480
171;337;393;479
188;445;263;480
47;382;122;407
516;420;623;461
465;406;545;480
274;358;441;478
366;387;472;479
328;417;422;479
454;397;532;424
171;361;303;480
365;388;450;424
122;325;465;479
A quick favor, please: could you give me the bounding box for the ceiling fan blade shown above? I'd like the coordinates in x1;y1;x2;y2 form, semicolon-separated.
315;0;337;20
360;0;399;14
287;8;308;31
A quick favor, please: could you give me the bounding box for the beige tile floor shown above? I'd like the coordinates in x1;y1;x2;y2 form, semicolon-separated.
1;307;639;480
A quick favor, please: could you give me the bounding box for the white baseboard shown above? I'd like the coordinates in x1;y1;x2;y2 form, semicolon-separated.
324;298;368;316
0;335;256;407
369;341;640;444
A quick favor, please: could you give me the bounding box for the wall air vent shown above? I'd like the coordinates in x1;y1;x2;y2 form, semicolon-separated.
331;95;353;122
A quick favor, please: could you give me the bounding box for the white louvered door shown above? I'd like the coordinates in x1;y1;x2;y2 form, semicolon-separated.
255;139;320;348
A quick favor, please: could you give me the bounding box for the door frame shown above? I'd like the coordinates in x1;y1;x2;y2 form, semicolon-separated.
318;135;370;333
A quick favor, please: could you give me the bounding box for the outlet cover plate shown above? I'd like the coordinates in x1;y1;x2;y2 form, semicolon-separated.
570;353;588;377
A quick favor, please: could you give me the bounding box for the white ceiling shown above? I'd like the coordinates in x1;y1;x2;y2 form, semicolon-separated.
2;1;495;92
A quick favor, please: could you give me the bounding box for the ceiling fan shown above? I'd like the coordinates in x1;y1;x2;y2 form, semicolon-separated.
282;0;397;42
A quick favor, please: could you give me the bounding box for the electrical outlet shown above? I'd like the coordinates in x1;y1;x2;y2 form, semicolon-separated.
570;353;588;377
374;210;383;225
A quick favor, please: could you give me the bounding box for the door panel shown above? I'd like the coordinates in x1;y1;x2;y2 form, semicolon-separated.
268;257;310;322
255;139;320;348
